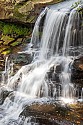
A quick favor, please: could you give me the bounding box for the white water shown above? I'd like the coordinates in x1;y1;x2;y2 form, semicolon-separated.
0;0;83;124
39;10;66;59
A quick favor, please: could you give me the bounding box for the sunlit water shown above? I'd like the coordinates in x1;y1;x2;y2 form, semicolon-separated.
0;0;83;124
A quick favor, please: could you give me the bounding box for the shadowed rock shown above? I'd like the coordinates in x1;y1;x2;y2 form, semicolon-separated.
71;56;83;87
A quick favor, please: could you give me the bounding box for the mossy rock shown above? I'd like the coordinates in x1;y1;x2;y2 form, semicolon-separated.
26;15;36;23
0;46;8;53
18;1;34;15
0;0;64;24
1;49;11;55
1;35;15;45
13;0;63;23
11;41;21;47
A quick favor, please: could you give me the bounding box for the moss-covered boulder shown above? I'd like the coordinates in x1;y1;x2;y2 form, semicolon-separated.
0;0;63;24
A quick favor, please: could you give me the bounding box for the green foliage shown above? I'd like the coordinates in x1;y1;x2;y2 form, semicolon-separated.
0;21;30;36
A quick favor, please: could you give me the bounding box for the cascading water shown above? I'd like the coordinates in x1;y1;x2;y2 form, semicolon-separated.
0;0;83;124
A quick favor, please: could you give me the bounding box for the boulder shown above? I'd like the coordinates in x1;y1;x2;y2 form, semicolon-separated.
21;101;83;125
0;0;63;24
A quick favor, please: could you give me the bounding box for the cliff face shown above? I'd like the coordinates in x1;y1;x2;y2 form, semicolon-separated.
0;0;62;24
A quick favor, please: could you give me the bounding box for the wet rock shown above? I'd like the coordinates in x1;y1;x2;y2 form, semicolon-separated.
10;53;32;65
9;53;32;72
20;102;83;125
51;72;59;82
47;65;61;82
47;66;54;80
51;64;62;81
21;102;69;120
71;56;83;87
73;56;83;71
0;86;12;105
56;64;62;73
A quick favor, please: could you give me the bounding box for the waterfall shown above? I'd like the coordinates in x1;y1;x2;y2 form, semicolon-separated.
0;0;83;124
39;9;67;59
31;7;49;47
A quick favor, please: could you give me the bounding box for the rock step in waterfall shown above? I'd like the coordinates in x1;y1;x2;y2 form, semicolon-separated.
0;0;83;125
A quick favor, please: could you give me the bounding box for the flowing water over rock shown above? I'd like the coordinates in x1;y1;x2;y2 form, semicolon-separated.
0;0;83;125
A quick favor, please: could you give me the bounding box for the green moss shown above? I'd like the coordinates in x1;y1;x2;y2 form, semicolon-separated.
0;21;30;36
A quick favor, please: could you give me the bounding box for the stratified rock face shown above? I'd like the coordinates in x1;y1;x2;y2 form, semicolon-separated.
0;0;62;24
